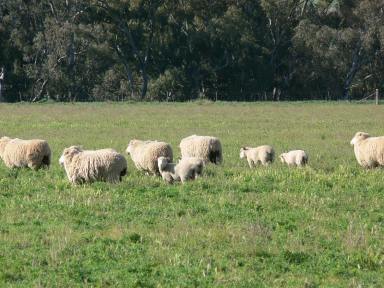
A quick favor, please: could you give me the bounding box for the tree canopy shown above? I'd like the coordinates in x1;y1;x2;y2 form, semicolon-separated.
0;0;383;102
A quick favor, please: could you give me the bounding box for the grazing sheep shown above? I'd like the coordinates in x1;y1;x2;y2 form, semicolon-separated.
59;146;127;184
158;156;204;184
279;150;308;167
179;135;222;164
350;131;384;168
240;145;274;168
157;156;179;184
0;136;51;170
126;139;173;175
177;157;204;181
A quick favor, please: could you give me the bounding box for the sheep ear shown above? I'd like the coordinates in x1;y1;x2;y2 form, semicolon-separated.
74;146;82;152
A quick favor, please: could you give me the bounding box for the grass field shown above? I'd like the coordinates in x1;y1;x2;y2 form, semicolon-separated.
0;102;383;287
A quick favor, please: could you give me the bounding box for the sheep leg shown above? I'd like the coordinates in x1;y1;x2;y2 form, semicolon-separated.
71;175;85;185
28;162;40;171
120;168;127;181
247;158;255;168
41;155;51;168
162;173;174;184
366;160;377;168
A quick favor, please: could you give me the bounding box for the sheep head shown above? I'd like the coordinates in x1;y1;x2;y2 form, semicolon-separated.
350;132;370;146
279;153;286;163
157;156;170;171
59;146;82;165
239;147;248;159
126;139;141;154
0;136;11;158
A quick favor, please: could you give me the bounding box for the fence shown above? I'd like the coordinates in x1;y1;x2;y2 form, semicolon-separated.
357;89;380;105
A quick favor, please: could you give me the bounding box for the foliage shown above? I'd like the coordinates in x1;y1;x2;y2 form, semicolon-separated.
0;0;383;102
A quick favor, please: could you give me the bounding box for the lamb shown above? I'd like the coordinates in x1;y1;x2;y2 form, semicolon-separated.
59;146;127;184
279;150;308;167
157;156;204;184
240;145;274;168
179;135;222;164
126;139;173;175
0;136;51;170
177;157;204;180
350;131;384;168
157;157;178;183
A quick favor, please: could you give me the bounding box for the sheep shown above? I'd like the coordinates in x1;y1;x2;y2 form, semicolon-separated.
0;136;51;170
240;145;274;168
179;135;222;164
157;156;204;184
157;156;179;184
279;150;308;167
126;139;173;175
350;131;384;168
177;157;204;181
59;146;127;184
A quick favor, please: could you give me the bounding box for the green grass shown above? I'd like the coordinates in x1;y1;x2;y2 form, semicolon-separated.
0;102;383;287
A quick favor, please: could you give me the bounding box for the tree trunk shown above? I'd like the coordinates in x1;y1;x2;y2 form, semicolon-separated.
0;68;4;102
343;41;363;101
115;45;135;98
31;79;48;102
141;67;148;99
67;30;76;101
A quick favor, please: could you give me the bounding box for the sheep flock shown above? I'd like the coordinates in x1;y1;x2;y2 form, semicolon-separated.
0;131;381;185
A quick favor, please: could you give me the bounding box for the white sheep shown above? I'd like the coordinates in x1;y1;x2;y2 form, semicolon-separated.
179;135;222;164
279;150;308;167
0;136;51;170
177;157;204;180
157;156;204;184
240;145;274;168
350;131;384;168
157;157;179;183
59;146;127;184
126;139;173;175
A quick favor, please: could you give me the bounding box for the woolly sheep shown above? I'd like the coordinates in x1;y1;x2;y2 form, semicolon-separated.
157;156;204;184
350;131;384;168
279;150;308;167
157;156;178;183
177;157;204;180
59;146;127;184
0;136;51;170
126;139;173;175
240;145;274;168
179;135;222;164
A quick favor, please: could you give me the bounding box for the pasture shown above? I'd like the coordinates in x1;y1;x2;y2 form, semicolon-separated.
0;102;383;287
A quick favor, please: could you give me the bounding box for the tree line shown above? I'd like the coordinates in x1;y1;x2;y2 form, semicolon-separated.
0;0;383;102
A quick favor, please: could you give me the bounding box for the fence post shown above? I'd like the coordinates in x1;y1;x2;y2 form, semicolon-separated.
375;89;379;105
